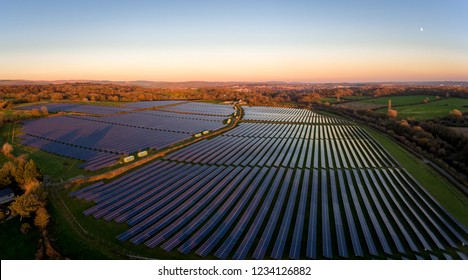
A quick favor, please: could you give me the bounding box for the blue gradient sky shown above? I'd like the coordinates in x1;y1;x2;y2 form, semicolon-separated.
1;0;467;82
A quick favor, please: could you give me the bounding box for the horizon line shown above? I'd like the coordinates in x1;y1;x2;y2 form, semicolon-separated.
1;79;467;85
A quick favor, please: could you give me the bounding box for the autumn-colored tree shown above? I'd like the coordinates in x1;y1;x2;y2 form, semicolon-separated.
2;142;13;156
12;159;42;186
31;109;41;118
22;180;40;194
15;154;28;163
24;159;42;182
1;161;15;173
0;167;12;186
449;109;462;119
0;100;13;109
34;207;50;230
399;120;410;127
387;109;398;118
299;92;321;103
0;162;15;186
8;189;45;220
51;93;63;101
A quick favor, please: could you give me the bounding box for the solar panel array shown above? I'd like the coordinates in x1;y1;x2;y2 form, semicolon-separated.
19;134;119;171
167;123;394;169
124;100;186;108
71;105;467;259
18;103;133;115
161;102;235;116
20;101;234;171
243;106;351;124
67;112;226;134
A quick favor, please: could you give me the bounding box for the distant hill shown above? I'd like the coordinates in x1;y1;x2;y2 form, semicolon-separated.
0;79;466;88
0;80;256;88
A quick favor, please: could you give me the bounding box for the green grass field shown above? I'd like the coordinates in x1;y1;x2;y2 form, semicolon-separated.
48;192;123;259
337;95;445;111
365;127;468;226
341;95;371;101
0;218;40;259
357;95;435;106
375;97;468;120
319;97;341;104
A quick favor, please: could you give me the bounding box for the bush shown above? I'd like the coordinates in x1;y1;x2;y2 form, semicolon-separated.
449;109;462;119
2;143;13;156
387;109;398;118
20;222;32;234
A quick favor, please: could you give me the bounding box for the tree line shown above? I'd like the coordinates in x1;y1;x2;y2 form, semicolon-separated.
1;83;467;107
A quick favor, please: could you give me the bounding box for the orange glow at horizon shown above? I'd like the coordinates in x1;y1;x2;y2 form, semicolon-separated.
1;46;467;82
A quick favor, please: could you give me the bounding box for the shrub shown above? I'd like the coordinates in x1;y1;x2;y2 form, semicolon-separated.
449;109;462;119
2;142;13;156
387;109;398;118
20;222;31;234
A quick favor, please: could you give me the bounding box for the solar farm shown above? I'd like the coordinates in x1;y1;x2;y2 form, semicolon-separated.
19;101;234;171
19;101;468;259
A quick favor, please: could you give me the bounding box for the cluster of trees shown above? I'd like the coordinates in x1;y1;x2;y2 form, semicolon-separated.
0;105;48;125
0;143;61;258
1;83;467;108
0;154;44;222
325;105;468;186
433;111;468;127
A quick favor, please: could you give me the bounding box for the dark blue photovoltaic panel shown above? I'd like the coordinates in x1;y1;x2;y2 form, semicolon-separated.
66;105;467;260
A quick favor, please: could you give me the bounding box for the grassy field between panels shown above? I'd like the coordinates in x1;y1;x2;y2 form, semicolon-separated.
364;127;468;226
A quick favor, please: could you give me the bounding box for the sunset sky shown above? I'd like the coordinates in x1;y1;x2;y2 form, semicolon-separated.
1;0;467;82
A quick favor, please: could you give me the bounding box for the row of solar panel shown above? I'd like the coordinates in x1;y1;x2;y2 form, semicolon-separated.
67;112;225;134
18;101;235;116
159;102;235;117
167;128;396;169
71;161;467;259
22;116;190;154
242;106;350;123
19;134;120;171
223;122;366;139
